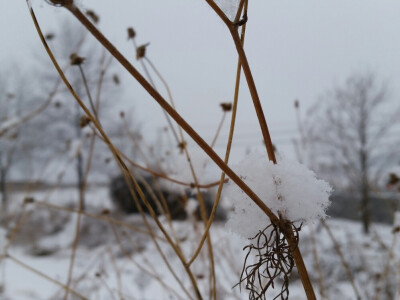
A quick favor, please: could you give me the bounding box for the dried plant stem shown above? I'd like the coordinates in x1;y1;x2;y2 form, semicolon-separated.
141;51;217;300
309;223;326;299
27;9;202;298
61;0;278;229
210;111;227;148
205;3;318;299
205;0;276;164
321;220;362;300
109;223;186;300
64;61;99;300
34;201;165;240
7;254;88;300
97;124;227;188
187;0;248;266
132;40;180;144
78;65;97;118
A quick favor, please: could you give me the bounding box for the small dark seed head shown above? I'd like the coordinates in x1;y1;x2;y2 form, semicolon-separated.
79;115;91;128
136;43;149;60
120;111;125;118
220;102;232;112
294;99;299;108
86;10;99;24
112;74;120;85
70;53;85;66
45;33;55;41
177;141;187;153
127;27;136;39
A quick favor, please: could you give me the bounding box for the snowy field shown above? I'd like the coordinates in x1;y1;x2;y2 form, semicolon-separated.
1;186;400;300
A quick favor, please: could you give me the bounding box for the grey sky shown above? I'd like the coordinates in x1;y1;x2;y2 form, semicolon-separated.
1;0;399;162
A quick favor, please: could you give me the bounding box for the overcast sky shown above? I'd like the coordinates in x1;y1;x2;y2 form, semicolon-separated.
1;0;400;162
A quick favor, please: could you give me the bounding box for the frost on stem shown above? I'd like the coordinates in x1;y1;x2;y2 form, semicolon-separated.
225;154;331;299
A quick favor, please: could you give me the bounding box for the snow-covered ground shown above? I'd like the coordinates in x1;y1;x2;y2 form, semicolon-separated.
1;186;399;300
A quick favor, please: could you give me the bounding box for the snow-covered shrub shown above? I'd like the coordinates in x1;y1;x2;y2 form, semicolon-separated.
225;153;332;238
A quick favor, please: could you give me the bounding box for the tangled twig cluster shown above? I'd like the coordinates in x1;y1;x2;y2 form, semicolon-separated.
237;221;301;300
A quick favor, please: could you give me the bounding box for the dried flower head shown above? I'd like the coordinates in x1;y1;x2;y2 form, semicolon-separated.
86;10;99;24
127;27;136;40
113;74;120;85
294;99;299;108
70;53;85;66
220;102;232;112
79;115;91;128
120;111;125;118
136;43;149;60
45;33;55;41
177;141;187;153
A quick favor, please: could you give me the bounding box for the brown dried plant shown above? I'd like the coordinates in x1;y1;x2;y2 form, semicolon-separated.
237;221;301;300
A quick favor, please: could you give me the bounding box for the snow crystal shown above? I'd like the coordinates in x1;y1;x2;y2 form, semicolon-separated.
225;153;332;238
215;0;240;20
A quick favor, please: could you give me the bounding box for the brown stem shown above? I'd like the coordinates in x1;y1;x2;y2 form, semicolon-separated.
63;3;278;224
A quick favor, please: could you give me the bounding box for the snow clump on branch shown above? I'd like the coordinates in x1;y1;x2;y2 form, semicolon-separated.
225;153;332;238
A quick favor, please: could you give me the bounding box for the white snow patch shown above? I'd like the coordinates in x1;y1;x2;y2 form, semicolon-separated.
225;153;332;238
215;0;240;20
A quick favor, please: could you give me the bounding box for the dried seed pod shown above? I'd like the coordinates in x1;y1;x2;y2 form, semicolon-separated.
177;141;187;153
45;33;55;41
220;102;232;112
86;10;99;24
136;43;149;60
79;115;91;128
112;74;120;85
120;111;125;118
294;99;299;108
127;27;136;39
70;53;85;66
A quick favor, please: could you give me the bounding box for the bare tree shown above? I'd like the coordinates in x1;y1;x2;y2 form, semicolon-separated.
305;72;400;233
